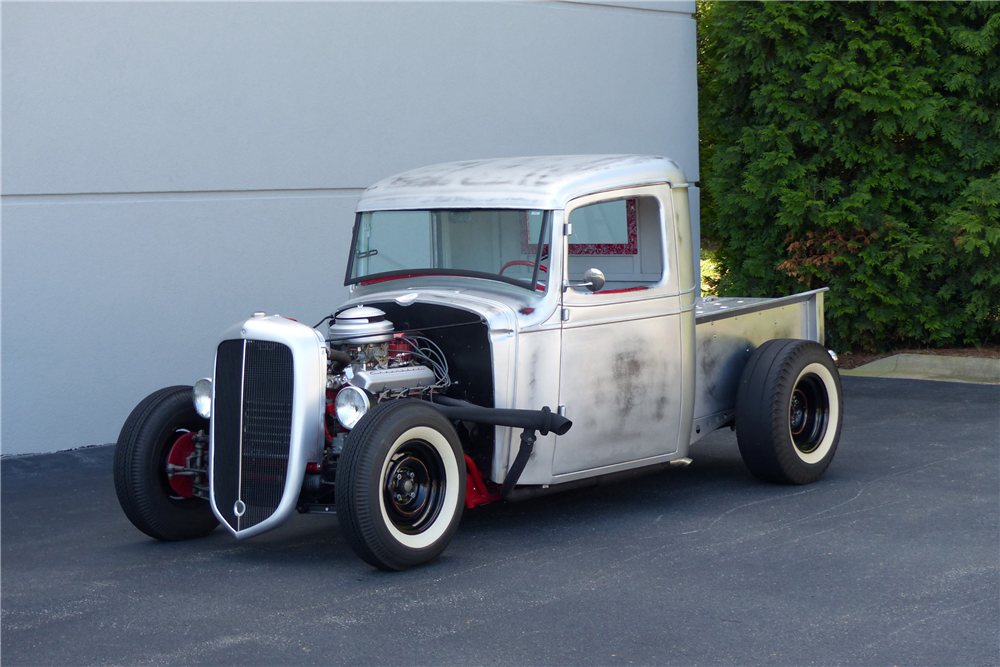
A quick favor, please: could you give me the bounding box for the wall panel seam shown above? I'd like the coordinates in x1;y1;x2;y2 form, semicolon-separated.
2;188;367;206
558;1;694;17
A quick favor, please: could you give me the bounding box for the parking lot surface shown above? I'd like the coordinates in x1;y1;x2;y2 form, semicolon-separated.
2;377;998;666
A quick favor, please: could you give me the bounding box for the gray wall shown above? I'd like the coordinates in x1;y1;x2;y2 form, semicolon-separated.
1;1;699;455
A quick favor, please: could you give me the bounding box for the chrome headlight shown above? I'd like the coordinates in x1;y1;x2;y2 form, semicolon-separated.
193;378;212;419
335;385;370;429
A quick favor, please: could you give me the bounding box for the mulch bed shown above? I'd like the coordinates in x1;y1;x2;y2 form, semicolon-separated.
836;345;1000;370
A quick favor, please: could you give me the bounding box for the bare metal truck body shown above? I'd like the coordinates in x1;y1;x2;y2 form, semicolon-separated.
115;156;843;570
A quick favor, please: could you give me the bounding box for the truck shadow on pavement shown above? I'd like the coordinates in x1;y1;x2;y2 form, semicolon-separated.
3;424;848;573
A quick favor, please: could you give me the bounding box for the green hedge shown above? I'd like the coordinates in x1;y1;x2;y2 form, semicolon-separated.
697;1;1000;350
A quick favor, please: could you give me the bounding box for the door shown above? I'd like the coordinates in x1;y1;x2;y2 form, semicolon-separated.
553;187;683;477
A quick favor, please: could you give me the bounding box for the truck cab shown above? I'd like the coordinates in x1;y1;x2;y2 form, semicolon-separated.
343;155;698;487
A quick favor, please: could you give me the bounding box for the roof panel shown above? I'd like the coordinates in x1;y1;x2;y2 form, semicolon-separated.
356;155;688;211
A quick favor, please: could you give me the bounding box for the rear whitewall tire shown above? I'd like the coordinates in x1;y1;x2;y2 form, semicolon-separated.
736;339;844;485
790;362;840;465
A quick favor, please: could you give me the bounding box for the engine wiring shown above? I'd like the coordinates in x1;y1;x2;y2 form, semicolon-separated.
372;334;451;401
400;334;450;389
313;314;335;329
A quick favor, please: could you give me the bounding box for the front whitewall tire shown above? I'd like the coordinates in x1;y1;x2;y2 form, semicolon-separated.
335;400;466;571
378;426;461;550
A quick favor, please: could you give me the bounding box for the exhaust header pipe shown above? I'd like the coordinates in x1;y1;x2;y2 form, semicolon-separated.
429;396;573;501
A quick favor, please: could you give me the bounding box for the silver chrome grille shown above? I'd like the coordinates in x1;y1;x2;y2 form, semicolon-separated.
212;339;294;533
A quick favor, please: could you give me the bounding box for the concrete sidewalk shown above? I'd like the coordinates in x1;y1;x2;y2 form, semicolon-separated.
841;353;1000;384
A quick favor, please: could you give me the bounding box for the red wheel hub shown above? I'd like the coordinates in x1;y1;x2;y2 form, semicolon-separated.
167;432;197;498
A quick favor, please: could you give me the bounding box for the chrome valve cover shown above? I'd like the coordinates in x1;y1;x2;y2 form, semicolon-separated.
350;364;437;393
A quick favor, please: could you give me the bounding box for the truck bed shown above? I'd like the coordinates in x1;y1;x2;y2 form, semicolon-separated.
690;288;828;444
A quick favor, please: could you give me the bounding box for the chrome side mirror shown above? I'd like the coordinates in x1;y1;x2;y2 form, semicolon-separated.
571;267;605;293
582;268;606;292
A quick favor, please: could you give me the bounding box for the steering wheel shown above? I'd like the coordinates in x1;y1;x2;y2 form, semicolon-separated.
499;260;547;275
499;260;548;291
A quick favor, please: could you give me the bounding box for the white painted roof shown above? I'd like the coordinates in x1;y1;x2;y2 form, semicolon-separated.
356;155;688;211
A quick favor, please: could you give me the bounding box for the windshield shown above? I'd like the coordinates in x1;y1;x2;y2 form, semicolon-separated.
347;209;551;291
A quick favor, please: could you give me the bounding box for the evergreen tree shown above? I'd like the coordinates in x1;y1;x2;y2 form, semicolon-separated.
698;1;1000;350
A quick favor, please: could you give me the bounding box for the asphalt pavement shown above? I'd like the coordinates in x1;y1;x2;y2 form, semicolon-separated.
2;377;998;666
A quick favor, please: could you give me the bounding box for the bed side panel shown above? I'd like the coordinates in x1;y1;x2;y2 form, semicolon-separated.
691;291;825;443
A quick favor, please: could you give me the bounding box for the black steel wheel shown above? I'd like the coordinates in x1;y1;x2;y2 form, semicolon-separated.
383;439;448;535
336;400;466;571
788;373;830;456
735;340;843;484
113;386;219;540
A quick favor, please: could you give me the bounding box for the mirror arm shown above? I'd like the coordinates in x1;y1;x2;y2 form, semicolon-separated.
563;268;605;293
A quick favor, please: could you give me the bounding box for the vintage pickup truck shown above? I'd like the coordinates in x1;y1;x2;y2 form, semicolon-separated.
114;155;843;570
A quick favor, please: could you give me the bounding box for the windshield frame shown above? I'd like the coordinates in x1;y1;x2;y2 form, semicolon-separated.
343;209;552;292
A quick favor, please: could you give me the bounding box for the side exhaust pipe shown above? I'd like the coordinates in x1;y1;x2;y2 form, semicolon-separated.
429;396;572;500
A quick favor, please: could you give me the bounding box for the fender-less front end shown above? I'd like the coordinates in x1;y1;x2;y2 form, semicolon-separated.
208;315;327;539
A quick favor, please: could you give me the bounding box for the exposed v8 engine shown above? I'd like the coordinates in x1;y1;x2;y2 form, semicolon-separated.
326;306;450;404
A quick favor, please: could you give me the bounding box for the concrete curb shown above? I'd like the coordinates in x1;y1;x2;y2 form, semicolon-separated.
840;354;1000;385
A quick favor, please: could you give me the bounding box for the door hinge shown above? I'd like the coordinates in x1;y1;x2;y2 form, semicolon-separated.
557;405;567;417
563;223;573;236
561;308;570;321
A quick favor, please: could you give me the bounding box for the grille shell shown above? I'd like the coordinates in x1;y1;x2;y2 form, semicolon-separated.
212;340;294;532
208;315;326;539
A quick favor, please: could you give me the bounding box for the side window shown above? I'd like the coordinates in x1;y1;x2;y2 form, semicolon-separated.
566;196;663;291
568;199;637;254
